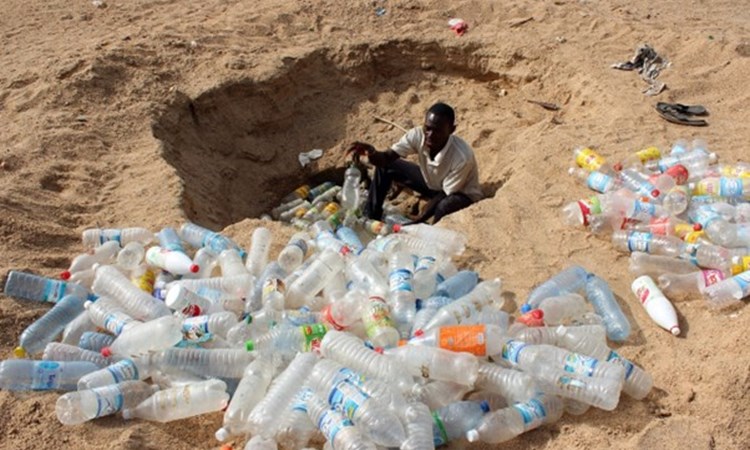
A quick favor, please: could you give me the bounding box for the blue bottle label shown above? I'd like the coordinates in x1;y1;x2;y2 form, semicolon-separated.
501;340;527;366
107;359;139;383
182;316;210;340
414;256;436;274
328;380;369;420
606;351;635;379
734;271;750;295
94;384;125;417
31;361;61;390
389;268;413;293
632;200;656;217
556;375;588;391
318;409;352;442
627;231;652;253
719;178;744;197
103;312;132;336
291;387;314;413
563;353;599;377
586;172;612;193
42;280;66;303
513;398;547;429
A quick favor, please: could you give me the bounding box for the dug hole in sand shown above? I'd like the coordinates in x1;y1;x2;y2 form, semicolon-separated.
0;0;749;449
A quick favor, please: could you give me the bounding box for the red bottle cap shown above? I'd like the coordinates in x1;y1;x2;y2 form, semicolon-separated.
189;264;200;273
693;223;702;231
413;329;424;337
665;164;689;185
392;224;402;233
101;347;112;358
60;271;71;280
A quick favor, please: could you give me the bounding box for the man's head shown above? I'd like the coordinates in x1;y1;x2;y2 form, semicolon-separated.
423;102;456;153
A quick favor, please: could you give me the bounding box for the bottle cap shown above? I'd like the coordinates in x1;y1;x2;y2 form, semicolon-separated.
60;270;71;280
666;164;689;185
413;329;424;337
215;428;230;442
392;224;402;233
520;303;532;314
670;326;681;336
101;347;112;358
466;430;480;443
13;347;26;358
189;264;200;273
613;162;623;171
415;299;423;310
245;340;255;352
479;400;490;413
651;189;661;198
693;223;702;231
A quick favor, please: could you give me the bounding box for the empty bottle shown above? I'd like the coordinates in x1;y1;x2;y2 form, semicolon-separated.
182;312;238;340
631;276;681;335
82;227;154;249
61;241;120;280
619;168;661;199
103;315;183;358
341;164;362;212
466;395;563;444
169;273;254;300
536;293;589;325
246;323;328;356
629;251;698;277
568;167;620;193
116;241;145;271
702;270;750;308
336;226;365;254
401;402;435;450
573;147;614;174
361;292;400;348
321;289;366;330
61;311;97;346
122;379;228;422
92;265;171;320
165;284;216;316
56;380;158;425
84;296;141;336
662;185;692;215
431;401;489;447
475;361;538;402
275;387;318;449
658;270;726;297
146;246;199;275
278;232;310;272
385;345;479;386
0;360;99;391
216;357;276;441
524;266;589;310
246;227;273;276
408;324;506;357
14;294;85;357
422;278;502;331
4;270;92;304
286;249;346;308
399;224;467;256
585;274;631;342
306;393;378;450
611;230;684;258
433;270;479;299
78;331;116;352
77;357;150;390
147;348;255;379
178;222;245;257
43;343;110;368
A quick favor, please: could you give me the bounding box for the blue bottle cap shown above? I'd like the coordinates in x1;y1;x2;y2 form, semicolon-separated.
520;303;532;314
480;401;490;413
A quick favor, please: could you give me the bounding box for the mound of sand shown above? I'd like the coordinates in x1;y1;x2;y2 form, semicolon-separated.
1;0;748;449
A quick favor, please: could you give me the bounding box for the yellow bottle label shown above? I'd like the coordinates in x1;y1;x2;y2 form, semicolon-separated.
133;268;156;293
295;185;311;199
731;256;750;275
684;230;705;244
636;146;661;163
674;223;694;238
575;148;605;171
692;179;720;196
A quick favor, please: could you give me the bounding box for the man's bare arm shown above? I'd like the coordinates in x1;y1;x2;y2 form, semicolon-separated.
347;142;400;167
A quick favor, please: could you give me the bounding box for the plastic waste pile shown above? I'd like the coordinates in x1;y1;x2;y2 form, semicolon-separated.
562;139;750;316
0;172;654;449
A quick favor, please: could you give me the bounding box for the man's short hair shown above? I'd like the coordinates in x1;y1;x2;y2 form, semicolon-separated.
427;102;455;126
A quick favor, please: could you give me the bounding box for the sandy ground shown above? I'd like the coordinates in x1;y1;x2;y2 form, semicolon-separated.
1;0;749;449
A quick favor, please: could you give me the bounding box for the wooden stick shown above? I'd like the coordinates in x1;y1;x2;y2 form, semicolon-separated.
372;115;408;133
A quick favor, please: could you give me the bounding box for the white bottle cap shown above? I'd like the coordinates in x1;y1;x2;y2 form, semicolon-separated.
466;429;480;443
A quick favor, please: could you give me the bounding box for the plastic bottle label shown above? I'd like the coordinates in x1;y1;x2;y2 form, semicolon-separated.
103;312;131;336
42;280;66;303
431;411;449;447
414;256;436;274
632;200;656;217
328;379;369;419
438;325;487;356
556;375;587;391
133;269;156;293
286;307;318;326
363;296;397;338
694;179;720;196
606;351;635;379
627;232;652;253
102;229;122;245
513;398;547;429
733;271;750;294
731;256;750;275
648;217;671;235
563;353;599;377
586;172;612;193
719;178;744;197
336;367;364;384
93;384;124;417
636;146;661;163
107;359;139;383
301;324;328;352
317;409;352;442
701;270;726;288
691;207;721;229
389;268;413;293
501;340;527;366
31;361;61;390
576;148;605;171
182;316;210;340
576;196;602;227
291;388;314;413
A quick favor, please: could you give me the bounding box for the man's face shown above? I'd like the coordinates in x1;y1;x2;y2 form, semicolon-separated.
423;112;454;153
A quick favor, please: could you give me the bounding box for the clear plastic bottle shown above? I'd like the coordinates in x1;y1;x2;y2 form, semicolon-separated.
217;248;248;277
584;274;631;342
147;347;255;379
275;387;318;449
14;294;85;357
165;284;216;316
181;312;238;340
408;380;470;410
61;241;120;280
629;251;698;277
568;167;620;193
658;270;727;297
121;379;228;422
247;353;319;437
244;435;279;450
662;185;692;215
400;402;435;450
61;311;97;345
216;357;276;441
92;265;171;320
169;273;254;300
178;222;245;257
385;345;478;386
84;296;141;336
702;270;750;308
0;360;99;391
336;226;365;254
78;331;116;352
3;271;92;304
246;323;328;357
361;291;400;348
611;230;685;258
286;249;346;308
474;361;538;402
42;342;110;368
399;224;467;256
246;227;273;276
524;266;589;310
434;270;479;299
619;168;661;199
116;241;145;271
536;293;589;325
77;356;150;390
82;227;154;249
422;279;502;331
306;393;378;450
430;401;489;446
103;315;183;358
278;232;310;272
647;148;717;174
56;380;158;425
466;394;563;444
341;164;362;212
408;324;506;357
321;289;366;330
516;343;625;381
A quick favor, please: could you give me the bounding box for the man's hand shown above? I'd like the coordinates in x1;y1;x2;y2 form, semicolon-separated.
346;142;375;160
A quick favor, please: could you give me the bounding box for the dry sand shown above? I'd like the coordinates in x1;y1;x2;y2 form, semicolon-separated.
1;0;749;449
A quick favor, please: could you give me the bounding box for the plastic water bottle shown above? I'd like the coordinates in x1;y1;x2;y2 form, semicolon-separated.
56;380;158;425
408;324;506;357
181;312;238;340
122;379;228;422
247;353;319;437
306;393;378;450
631;275;680;336
513;343;625;381
466;394;563;444
178;222;245;256
84;296;141;336
92;265;171;320
82;227;154;249
146;246;199;275
77;356;150;390
585;274;631;342
399;224;467;255
341;164;362;212
274;387;318;449
246;324;329;357
14;294;85;357
320;289;365;330
524;266;589;310
611;230;685;258
536;293;589;325
147;348;255;379
619;168;661;199
3;271;92;303
568;167;620;193
286;249;346;308
103;315;183;358
43;342;110;368
244;435;279;450
401;402;435;450
421;278;502;331
662;185;692;215
278;232;310;272
433;270;479;299
658;269;726;297
361;291;400;348
116;241;145;271
385;345;478;386
164;284;216;317
0;360;99;391
78;331;116;352
702;269;750;308
629;251;698;277
61;311;97;345
215;357;276;441
475;361;538;402
431;401;489;446
246;227;273;276
572;147;615;174
61;241;120;280
335;226;365;254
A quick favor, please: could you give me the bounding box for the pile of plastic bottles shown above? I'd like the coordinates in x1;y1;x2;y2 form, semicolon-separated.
0;177;654;449
562;139;750;313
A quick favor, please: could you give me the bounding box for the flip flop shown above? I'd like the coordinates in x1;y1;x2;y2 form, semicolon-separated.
656;106;708;126
656;102;709;116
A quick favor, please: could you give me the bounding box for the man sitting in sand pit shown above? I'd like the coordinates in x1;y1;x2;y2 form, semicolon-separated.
348;102;483;224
